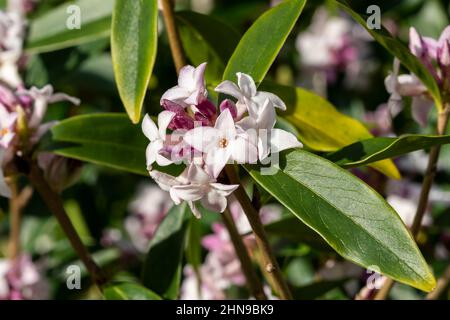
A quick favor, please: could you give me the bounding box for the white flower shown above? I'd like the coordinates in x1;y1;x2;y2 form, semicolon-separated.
0;147;11;198
160;62;207;107
17;85;81;129
142;111;176;169
215;72;286;120
237;99;302;160
0;259;10;298
385;59;432;126
184;109;258;178
150;164;238;218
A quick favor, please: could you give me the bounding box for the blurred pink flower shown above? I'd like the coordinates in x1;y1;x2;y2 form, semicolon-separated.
0;255;49;300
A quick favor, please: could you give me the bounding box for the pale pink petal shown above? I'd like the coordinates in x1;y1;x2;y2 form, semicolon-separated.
142;114;159;141
188;201;202;219
205;147;231;178
438;26;450;48
193;62;207;90
156;153;173;166
210;183;239;194
237;73;256;97
145;142;158;167
157;111;175;139
186;164;213;185
396;74;427;96
270;129;303;153
257;91;286;110
178;65;196;88
171;185;205;204
257;99;277;130
184;127;220;152
160;86;191;105
149;170;178;191
231;135;258;164
201;189;228;213
411;96;433;127
215;109;236;139
215;81;243;100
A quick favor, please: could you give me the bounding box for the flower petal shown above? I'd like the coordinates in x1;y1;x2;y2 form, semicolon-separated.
237;73;257;97
200;189;228;213
270;128;303;154
149;170;178;191
160;86;191;106
215;80;243;100
157;110;176;140
142;114;159;141
178;65;196;89
205;146;231;178
0;149;11;198
215;108;236;139
411;96;433;127
171;184;205;202
184;127;220;152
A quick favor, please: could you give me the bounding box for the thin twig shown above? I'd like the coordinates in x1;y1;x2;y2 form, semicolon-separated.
27;161;106;288
225;165;292;300
161;0;186;73
373;106;450;300
222;208;267;300
7;177;20;260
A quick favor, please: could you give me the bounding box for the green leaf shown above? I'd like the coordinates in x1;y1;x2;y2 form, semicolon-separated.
111;0;158;123
335;0;443;110
49;113;181;176
26;0;114;54
327;134;450;168
103;282;162;300
292;279;350;300
264;217;332;252
261;82;401;179
245;150;436;292
142;203;190;299
176;11;240;84
185;216;203;272
223;0;307;83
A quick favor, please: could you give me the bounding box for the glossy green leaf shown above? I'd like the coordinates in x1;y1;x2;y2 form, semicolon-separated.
176;11;240;84
26;0;113;54
111;0;158;123
245;150;436;292
336;0;443;110
103;282;162;300
264;217;332;252
261;82;401;179
185;216;203;272
223;0;306;83
327;134;450;168
49;113;181;176
142;203;190;299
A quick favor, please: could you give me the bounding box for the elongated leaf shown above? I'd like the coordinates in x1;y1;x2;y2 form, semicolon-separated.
327;134;450;168
176;11;240;84
336;0;443;110
49;113;181;176
26;0;113;54
261;82;400;179
223;0;306;83
142;203;190;299
264;217;332;251
111;0;158;123
104;282;162;300
245;150;436;292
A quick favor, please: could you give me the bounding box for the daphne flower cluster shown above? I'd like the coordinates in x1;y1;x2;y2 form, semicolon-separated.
385;26;450;126
0;2;80;198
143;63;302;218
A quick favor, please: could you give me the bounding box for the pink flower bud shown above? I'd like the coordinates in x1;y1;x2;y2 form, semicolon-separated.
219;99;238;119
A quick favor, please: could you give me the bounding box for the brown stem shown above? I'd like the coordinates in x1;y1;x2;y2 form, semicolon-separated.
225;165;292;300
161;0;186;73
426;266;450;299
373;106;450;300
27;161;106;288
222;208;267;300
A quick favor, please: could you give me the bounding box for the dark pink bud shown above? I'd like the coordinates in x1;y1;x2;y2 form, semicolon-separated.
196;99;217;119
219;99;238;119
162;99;194;130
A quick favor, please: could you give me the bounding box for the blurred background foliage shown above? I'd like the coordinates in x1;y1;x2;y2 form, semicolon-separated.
1;0;450;300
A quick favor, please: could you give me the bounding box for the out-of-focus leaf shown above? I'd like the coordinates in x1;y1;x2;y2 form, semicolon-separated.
111;0;158;123
142;203;190;299
185;216;203;272
49;113;181;176
176;11;240;84
103;282;162;300
264;217;332;251
223;0;307;84
26;0;114;54
336;0;443;110
261;82;400;179
245;150;436;292
326;134;450;168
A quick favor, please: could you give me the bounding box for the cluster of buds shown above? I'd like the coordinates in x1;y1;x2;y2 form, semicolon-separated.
385;26;450;126
143;63;302;218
